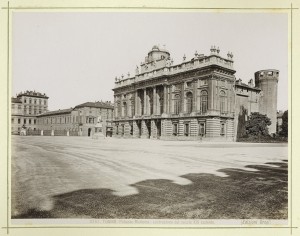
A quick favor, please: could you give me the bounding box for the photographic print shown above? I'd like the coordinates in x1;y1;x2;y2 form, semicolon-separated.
1;1;299;236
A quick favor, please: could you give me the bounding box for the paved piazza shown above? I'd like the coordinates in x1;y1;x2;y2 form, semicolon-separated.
11;136;288;219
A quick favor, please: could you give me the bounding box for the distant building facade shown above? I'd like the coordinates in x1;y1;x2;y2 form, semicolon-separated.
36;101;114;136
112;45;279;141
11;91;49;134
11;90;114;136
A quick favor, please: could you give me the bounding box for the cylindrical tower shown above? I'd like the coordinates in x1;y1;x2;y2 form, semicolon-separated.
254;69;279;134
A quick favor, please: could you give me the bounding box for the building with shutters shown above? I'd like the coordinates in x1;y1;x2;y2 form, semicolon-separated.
112;45;279;141
36;101;114;137
11;91;49;134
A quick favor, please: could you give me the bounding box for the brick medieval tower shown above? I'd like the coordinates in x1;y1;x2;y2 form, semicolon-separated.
254;69;279;134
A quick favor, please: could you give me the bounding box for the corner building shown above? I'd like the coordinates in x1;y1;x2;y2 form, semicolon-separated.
11;91;49;134
113;46;237;141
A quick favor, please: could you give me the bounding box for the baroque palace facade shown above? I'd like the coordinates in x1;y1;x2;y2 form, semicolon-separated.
112;45;278;141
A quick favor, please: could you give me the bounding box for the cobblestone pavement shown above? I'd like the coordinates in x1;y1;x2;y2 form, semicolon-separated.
11;136;288;219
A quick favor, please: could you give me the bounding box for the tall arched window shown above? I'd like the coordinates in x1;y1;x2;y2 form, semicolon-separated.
186;92;193;113
131;100;135;117
200;90;208;113
123;102;127;117
138;90;144;115
117;102;121;118
220;90;226;114
174;94;181;115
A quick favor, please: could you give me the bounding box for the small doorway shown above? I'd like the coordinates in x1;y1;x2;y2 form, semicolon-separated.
88;128;92;136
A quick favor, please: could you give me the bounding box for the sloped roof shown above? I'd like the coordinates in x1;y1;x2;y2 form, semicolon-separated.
11;97;22;103
75;102;114;109
38;108;73;117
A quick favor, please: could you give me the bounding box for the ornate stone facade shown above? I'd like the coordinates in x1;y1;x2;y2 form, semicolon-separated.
112;45;279;141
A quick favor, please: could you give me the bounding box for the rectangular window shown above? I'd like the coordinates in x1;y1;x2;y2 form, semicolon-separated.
173;123;178;136
184;123;189;136
220;123;225;136
34;119;36;124
11;118;14;123
121;124;125;136
199;122;205;136
130;123;133;135
24;119;26;124
29;119;31;124
18;118;21;124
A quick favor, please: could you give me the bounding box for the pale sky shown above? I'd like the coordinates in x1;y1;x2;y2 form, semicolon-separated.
12;12;288;111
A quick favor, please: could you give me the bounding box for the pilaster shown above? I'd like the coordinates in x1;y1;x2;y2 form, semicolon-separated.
151;120;158;139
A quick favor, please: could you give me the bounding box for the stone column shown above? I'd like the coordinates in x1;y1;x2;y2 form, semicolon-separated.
151;120;158;139
193;80;197;112
51;130;54;136
181;83;185;113
153;86;156;115
168;86;171;114
135;90;138;116
163;85;167;114
67;130;70;136
133;121;140;138
144;89;147;115
41;130;43;136
128;100;131;117
141;120;149;138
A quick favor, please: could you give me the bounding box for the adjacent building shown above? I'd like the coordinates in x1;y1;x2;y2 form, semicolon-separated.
11;91;114;136
112;45;279;141
36;101;114;136
11;91;49;134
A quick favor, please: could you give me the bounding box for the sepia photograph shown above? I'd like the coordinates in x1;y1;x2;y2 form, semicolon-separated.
1;1;299;235
10;11;289;220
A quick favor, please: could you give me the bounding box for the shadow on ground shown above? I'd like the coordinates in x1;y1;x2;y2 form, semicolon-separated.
13;161;288;219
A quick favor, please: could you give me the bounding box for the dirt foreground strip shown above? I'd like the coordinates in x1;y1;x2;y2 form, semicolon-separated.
11;136;288;219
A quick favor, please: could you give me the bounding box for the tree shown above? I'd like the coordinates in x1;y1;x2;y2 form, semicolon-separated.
280;110;288;137
237;106;247;139
245;112;271;137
